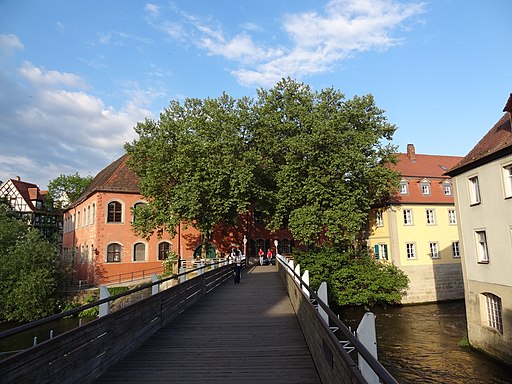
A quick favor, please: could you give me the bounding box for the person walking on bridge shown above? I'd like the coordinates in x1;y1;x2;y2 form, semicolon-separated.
233;248;242;284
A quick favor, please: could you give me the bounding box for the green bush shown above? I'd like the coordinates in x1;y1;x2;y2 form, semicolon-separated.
294;246;409;308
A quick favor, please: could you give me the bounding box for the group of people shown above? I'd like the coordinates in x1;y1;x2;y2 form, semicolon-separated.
258;247;274;266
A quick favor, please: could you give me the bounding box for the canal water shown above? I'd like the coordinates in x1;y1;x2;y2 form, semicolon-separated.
340;300;512;383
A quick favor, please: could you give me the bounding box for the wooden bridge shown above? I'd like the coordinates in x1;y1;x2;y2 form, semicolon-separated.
0;258;397;384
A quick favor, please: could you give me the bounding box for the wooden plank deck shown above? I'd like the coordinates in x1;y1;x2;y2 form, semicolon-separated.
94;265;322;384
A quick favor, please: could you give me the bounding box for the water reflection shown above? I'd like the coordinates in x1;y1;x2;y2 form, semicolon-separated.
340;301;512;384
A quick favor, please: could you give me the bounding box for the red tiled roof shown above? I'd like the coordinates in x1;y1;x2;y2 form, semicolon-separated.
446;113;512;176
70;154;140;208
10;179;44;211
389;149;463;204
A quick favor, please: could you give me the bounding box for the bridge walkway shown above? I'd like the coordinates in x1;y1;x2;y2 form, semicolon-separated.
94;265;322;384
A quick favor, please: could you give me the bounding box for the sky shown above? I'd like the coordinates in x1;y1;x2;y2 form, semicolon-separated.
0;0;511;190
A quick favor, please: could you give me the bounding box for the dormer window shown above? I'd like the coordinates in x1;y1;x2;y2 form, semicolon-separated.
399;179;408;194
442;181;452;196
420;178;431;195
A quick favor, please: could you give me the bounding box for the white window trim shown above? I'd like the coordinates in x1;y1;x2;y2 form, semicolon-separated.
452;241;460;258
429;241;440;259
403;209;413;225
448;209;457;225
133;241;148;262
375;210;384;227
469;175;481;205
502;163;512;199
406;242;416;260
475;230;489;263
426;209;436;225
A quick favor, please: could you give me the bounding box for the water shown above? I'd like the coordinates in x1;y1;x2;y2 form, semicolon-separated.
340;301;512;384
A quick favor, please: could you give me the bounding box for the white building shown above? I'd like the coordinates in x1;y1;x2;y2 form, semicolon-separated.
446;94;512;364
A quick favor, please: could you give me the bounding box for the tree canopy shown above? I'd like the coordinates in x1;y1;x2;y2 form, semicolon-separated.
0;199;61;322
47;172;93;208
126;78;399;247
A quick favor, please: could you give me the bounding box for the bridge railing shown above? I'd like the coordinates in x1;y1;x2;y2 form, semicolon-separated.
277;255;398;384
0;259;235;384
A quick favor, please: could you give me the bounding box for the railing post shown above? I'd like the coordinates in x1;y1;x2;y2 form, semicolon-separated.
179;266;186;284
357;312;379;384
151;273;159;295
99;286;110;317
317;281;329;326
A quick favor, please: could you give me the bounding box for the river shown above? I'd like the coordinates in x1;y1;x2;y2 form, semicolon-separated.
340;300;512;383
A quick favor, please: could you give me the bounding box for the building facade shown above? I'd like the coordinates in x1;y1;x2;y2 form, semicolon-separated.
446;95;512;364
368;144;464;303
62;154;296;286
0;177;61;240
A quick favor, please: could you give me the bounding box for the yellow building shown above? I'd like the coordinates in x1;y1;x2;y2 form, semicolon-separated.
368;144;464;303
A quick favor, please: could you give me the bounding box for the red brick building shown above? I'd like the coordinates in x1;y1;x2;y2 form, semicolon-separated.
62;154;295;285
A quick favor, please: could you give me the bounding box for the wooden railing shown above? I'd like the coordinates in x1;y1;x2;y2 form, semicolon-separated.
277;256;398;384
0;261;234;384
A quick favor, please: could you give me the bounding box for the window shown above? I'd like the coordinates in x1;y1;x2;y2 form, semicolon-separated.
443;183;452;196
92;203;96;224
426;209;436;225
448;209;457;225
503;164;512;198
158;242;171;260
87;206;91;226
475;230;489;263
469;176;481;205
83;208;86;227
400;180;408;194
429;242;440;259
107;243;122;262
280;238;291;254
375;210;384;227
107;201;122;223
452;241;460;258
484;293;503;333
403;209;413;225
134;243;146;261
421;182;431;195
406;243;416;259
375;243;388;260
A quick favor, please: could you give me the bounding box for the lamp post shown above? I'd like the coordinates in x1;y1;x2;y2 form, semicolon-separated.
274;239;279;257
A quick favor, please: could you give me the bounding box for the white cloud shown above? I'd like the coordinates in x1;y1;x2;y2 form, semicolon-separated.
0;34;24;51
18;61;88;89
145;3;160;17
159;0;425;87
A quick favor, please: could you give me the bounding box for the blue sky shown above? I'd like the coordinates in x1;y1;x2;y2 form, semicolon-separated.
0;0;511;189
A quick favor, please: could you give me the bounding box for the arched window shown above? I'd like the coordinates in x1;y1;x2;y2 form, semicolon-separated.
158;242;171;260
107;243;122;262
107;201;122;223
134;242;146;261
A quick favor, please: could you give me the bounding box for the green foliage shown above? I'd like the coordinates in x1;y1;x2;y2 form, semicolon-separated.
161;251;178;274
294;246;409;308
126;93;259;240
125;78;399;248
0;221;61;322
47;172;93;208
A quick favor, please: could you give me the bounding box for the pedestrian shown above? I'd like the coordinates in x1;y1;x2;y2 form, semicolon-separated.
234;248;242;284
258;247;264;265
266;248;272;266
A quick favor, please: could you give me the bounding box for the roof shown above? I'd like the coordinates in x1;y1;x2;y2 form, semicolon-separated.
1;178;49;212
446;112;512;176
70;154;140;208
389;149;463;204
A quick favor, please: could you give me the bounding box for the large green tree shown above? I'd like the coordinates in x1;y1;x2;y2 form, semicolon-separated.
47;172;93;208
0;200;61;322
249;78;399;246
125;93;259;243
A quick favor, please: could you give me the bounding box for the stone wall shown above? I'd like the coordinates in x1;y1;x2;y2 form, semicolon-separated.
400;263;464;304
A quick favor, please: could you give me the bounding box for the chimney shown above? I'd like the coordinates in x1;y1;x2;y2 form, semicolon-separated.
16;176;21;181
503;93;512;131
406;144;416;162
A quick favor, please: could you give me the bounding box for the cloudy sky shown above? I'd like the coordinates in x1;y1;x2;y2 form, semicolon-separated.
1;0;511;189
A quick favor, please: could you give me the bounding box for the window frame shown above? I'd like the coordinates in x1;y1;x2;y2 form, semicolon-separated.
426;209;436;225
502;163;512;198
475;230;489;263
484;293;503;333
399;180;409;195
469;176;481;205
403;209;413;225
406;243;416;260
133;242;147;262
107;200;123;223
375;210;384;227
158;241;171;261
429;241;440;259
375;243;389;260
448;209;457;225
106;243;122;263
452;241;460;258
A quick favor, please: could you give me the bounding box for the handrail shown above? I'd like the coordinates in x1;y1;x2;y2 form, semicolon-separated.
0;259;230;342
276;255;399;384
